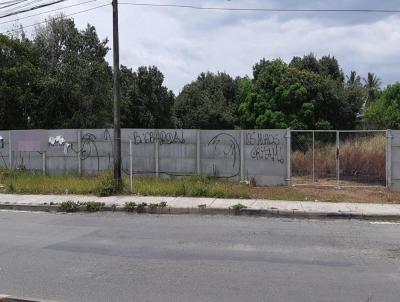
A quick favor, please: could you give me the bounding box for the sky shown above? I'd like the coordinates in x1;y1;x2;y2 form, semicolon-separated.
1;0;400;93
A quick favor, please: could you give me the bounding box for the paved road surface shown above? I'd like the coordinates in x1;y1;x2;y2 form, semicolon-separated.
0;211;399;302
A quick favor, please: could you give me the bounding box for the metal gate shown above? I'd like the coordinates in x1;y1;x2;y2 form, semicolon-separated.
290;130;390;188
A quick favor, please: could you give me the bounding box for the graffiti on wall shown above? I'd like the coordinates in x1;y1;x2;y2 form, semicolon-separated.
49;135;71;154
245;131;285;164
7;129;287;181
207;133;240;178
48;130;113;172
132;130;185;145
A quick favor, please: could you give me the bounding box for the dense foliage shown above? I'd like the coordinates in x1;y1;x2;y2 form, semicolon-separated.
175;72;239;129
365;83;400;129
120;65;175;128
0;16;395;130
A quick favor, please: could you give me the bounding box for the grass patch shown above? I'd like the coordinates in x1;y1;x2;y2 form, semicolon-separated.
0;170;122;196
0;169;103;195
0;170;250;198
131;175;251;199
0;169;397;204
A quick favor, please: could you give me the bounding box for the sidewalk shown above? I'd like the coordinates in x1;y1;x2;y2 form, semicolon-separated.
1;194;400;220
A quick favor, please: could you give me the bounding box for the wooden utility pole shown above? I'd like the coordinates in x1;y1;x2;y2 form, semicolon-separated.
112;0;122;184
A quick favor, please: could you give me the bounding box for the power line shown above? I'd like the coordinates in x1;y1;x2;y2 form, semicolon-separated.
0;0;100;25
2;0;49;13
0;2;110;34
0;0;27;10
0;0;67;19
119;2;400;14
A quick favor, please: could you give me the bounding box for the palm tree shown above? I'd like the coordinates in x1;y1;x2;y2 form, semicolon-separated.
346;71;361;86
364;72;381;103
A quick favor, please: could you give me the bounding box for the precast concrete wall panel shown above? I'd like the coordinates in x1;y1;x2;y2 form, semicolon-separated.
2;128;289;186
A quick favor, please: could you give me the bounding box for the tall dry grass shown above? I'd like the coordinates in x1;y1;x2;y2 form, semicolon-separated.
292;135;386;184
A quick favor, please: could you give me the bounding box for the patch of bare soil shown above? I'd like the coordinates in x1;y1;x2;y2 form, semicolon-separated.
250;186;400;204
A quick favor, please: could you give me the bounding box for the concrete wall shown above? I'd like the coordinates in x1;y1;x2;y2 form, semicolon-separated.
0;129;289;186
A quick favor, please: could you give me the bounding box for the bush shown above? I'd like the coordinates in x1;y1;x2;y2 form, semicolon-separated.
60;201;81;213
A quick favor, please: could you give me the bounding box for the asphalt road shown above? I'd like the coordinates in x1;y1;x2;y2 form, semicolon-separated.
0;211;399;302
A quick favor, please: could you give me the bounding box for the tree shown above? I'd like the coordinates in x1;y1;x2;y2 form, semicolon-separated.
32;16;112;129
238;59;363;130
175;72;239;129
365;83;400;129
364;72;381;103
290;53;344;82
0;34;40;130
120;65;176;128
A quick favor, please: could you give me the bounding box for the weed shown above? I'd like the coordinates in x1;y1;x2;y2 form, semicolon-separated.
159;201;168;208
198;204;207;209
8;182;14;193
148;203;159;209
148;203;160;213
136;202;148;213
124;202;137;212
60;201;81;213
85;201;105;212
292;134;385;185
231;203;247;211
95;173;123;197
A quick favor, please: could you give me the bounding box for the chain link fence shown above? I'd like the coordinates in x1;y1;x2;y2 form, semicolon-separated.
291;130;388;188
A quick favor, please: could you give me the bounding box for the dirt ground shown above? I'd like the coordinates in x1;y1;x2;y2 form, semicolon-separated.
250;185;400;204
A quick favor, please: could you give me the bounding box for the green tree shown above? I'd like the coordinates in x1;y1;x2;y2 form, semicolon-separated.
120;65;176;128
0;34;40;129
175;72;239;129
33;16;112;129
365;83;400;129
238;59;362;130
290;53;344;82
364;72;381;104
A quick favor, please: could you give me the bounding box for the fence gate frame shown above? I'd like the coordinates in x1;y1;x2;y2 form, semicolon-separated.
288;129;391;189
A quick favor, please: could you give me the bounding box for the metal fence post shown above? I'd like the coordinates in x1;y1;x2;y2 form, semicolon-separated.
130;140;133;193
196;129;201;174
77;129;82;176
8;130;12;169
312;131;315;183
286;128;291;186
240;130;245;181
42;152;46;176
386;130;392;190
336;131;340;188
155;130;159;178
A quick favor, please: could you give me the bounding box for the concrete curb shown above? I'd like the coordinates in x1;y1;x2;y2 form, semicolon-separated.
1;203;400;221
240;209;400;221
0;295;57;302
